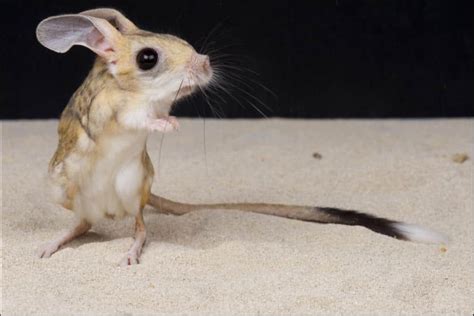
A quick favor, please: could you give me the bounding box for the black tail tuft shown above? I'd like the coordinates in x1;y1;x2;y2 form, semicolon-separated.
316;207;408;240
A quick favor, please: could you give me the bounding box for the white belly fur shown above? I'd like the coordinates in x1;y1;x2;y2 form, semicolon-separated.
68;130;148;223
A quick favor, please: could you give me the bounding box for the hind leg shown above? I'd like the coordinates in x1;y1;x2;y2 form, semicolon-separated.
38;219;91;258
119;210;147;266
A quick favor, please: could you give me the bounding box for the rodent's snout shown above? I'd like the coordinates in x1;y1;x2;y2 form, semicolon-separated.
201;55;211;73
192;53;212;79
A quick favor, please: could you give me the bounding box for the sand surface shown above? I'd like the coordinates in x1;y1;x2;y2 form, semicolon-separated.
1;119;473;314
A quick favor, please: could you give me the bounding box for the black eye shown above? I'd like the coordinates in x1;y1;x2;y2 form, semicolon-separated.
136;48;158;70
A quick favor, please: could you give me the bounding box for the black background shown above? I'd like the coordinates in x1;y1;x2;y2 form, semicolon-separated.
1;0;473;119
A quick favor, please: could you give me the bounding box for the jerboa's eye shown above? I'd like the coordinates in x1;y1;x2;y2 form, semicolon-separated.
136;48;158;70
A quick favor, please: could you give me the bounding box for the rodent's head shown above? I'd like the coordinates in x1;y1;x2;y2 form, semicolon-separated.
36;8;213;106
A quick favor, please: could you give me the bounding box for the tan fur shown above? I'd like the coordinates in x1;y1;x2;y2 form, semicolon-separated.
147;194;336;223
47;29;196;216
38;8;216;264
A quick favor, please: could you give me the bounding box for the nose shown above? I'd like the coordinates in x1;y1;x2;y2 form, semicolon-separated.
195;54;211;75
201;55;210;70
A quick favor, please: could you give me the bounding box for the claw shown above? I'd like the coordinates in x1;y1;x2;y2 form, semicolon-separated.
37;242;60;258
119;252;141;267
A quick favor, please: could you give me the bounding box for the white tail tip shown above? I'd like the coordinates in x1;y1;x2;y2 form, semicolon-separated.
393;223;449;244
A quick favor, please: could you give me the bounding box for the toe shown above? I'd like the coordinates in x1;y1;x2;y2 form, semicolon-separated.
119;253;141;267
37;243;58;258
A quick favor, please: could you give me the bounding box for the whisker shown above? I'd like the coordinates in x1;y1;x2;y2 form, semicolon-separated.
194;74;227;118
183;76;210;175
209;80;261;116
156;77;185;211
156;129;166;212
212;63;261;77
205;46;248;57
199;20;226;54
172;78;185;105
202;118;208;176
205;86;229;108
213;66;277;99
212;70;275;112
196;31;276;119
213;76;271;116
195;81;222;118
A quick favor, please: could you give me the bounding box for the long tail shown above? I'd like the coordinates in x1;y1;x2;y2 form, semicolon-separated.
147;194;448;244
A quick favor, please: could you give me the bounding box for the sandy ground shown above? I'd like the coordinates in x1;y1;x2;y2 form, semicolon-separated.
1;119;473;315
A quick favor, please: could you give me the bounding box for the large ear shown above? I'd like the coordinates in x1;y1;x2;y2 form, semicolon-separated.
36;14;122;59
80;8;138;34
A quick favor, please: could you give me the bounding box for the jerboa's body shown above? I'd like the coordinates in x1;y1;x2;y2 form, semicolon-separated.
36;8;447;266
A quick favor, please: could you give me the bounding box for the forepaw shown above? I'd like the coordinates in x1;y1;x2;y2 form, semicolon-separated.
147;116;179;133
